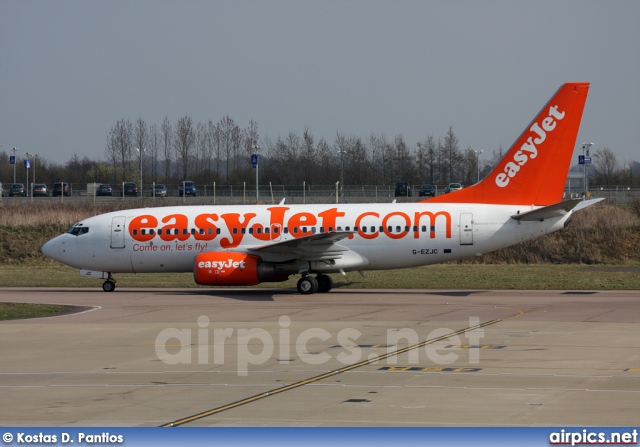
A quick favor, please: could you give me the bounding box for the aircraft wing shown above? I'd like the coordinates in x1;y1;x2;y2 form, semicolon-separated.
250;231;356;262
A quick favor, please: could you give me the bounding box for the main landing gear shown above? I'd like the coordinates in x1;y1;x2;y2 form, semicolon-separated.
296;274;333;295
102;274;116;292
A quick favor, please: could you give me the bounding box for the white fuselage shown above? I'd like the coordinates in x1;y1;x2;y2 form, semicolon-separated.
42;202;570;275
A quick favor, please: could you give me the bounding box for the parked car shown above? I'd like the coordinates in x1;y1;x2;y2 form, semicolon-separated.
33;183;49;197
418;184;436;197
1;185;7;197
96;184;113;196
394;182;412;197
52;182;71;197
124;182;138;197
9;183;27;197
445;183;463;194
179;181;197;197
154;183;167;197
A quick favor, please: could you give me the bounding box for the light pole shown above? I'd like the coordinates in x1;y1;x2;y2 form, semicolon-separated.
580;142;594;198
474;150;483;183
337;148;347;199
252;144;260;201
12;147;18;183
30;154;37;189
136;147;145;198
25;152;31;197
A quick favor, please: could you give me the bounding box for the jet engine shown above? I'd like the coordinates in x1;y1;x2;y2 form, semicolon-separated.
193;252;297;286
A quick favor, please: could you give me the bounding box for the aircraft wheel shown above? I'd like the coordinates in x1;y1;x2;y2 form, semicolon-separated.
102;280;116;292
297;276;318;295
316;274;333;293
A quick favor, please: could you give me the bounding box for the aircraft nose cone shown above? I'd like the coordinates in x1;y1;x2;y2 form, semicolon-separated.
42;238;59;260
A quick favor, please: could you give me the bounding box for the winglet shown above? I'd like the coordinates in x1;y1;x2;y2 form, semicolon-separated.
424;83;590;206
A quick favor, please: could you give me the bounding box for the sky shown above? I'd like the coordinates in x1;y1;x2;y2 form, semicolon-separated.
1;0;639;168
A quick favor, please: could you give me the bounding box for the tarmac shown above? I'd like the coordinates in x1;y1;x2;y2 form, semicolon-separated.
1;287;639;426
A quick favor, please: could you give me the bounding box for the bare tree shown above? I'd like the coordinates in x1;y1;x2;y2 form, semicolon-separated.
133;117;148;187
175;115;195;180
195;122;206;183
105;119;133;184
244;119;260;159
230;124;243;182
416;134;437;184
217;116;238;182
593;147;620;185
460;146;478;186
442;125;460;183
301;127;316;184
148;124;160;184
161;117;173;182
315;137;336;184
213;121;223;182
368;133;388;185
393;134;413;183
203;120;215;186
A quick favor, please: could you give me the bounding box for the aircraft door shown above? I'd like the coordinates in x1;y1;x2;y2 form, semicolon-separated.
459;213;473;245
111;216;126;249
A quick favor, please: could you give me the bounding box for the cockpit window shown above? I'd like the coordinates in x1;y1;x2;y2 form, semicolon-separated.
66;225;89;236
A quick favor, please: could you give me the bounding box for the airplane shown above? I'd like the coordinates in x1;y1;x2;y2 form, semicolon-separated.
42;82;603;294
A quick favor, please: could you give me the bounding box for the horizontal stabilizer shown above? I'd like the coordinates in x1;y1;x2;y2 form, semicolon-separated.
511;199;583;221
572;197;606;212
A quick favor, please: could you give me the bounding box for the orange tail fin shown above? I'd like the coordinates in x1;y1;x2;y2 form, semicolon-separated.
424;82;589;205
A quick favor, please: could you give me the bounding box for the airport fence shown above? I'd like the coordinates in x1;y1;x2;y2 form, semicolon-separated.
1;181;639;206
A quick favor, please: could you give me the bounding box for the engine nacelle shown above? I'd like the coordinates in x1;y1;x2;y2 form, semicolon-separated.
193;252;296;286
